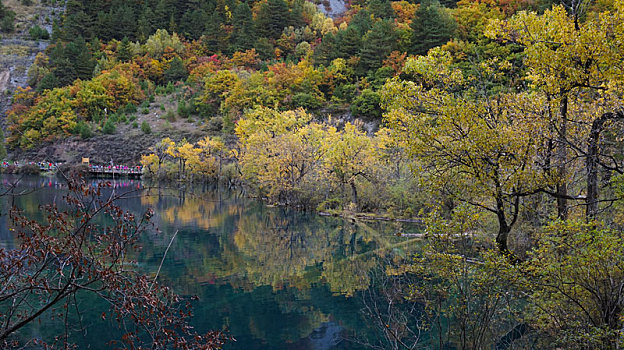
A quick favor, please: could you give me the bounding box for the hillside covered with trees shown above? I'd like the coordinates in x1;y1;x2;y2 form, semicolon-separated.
2;0;624;348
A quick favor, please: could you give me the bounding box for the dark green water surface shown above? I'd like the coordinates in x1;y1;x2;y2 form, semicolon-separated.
0;176;419;349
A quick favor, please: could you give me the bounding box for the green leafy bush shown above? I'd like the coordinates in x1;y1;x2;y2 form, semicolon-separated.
141;121;151;134
102;119;116;134
29;25;49;40
177;100;192;119
165;109;176;122
124;102;137;114
74;121;92;139
292;92;324;110
351;89;382;120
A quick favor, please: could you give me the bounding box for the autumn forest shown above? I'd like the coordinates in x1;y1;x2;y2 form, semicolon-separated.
1;0;624;348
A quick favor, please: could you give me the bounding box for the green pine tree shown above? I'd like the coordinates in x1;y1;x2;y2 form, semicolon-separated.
53;58;78;86
349;9;372;35
164;56;187;82
112;5;137;40
180;9;209;40
37;72;59;92
95;11;114;41
291;0;305;28
63;1;94;39
118;36;132;62
335;26;361;59
65;36;95;80
155;0;174;25
229;2;256;52
51;18;63;41
168;13;177;34
409;0;455;55
367;0;394;19
256;0;290;39
358;20;397;75
0;129;8;161
254;37;274;60
203;12;227;54
137;5;158;42
0;0;15;33
313;32;336;66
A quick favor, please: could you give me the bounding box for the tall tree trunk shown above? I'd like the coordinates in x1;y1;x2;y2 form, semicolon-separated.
586;116;603;221
586;111;624;221
557;94;569;220
493;172;517;257
349;180;358;210
495;210;511;255
495;183;511;256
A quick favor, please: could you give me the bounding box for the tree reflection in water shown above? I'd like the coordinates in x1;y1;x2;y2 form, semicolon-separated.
1;176;420;349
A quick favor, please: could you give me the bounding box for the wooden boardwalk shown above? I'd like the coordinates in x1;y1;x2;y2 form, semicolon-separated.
87;165;143;178
24;163;143;178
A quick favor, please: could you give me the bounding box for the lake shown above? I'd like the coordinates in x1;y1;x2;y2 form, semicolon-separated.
0;175;421;349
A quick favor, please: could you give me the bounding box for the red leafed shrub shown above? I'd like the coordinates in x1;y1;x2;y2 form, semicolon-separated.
0;176;232;349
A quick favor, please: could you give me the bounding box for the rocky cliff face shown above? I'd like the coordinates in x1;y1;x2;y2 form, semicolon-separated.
0;39;48;116
317;0;348;18
0;0;63;121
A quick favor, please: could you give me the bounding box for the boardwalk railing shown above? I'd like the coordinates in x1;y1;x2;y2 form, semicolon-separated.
1;162;143;177
88;165;143;177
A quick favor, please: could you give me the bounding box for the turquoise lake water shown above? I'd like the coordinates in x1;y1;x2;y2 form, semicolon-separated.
0;176;420;349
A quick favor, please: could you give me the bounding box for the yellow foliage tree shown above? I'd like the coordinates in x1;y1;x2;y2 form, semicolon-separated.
486;2;624;220
382;52;551;255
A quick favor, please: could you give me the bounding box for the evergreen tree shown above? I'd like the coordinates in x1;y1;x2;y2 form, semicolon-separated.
180;9;209;40
438;0;458;8
229;2;256;52
49;39;65;63
62;0;96;39
367;0;394;19
118;36;132;62
313;32;336;66
358;20;397;75
0;129;7;161
254;37;274;60
137;6;157;42
112;5;137;40
53;58;78;86
37;72;59;92
256;0;290;39
203;12;227;53
220;0;234;26
64;0;84;17
164;56;188;82
349;9;372;35
89;37;102;58
200;0;217;13
335;26;361;59
291;0;306;28
51;18;63;42
410;0;455;55
95;11;114;41
65;36;95;80
0;0;15;33
168;13;177;34
83;0;107;17
64;10;94;40
155;0;175;25
181;0;202;10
